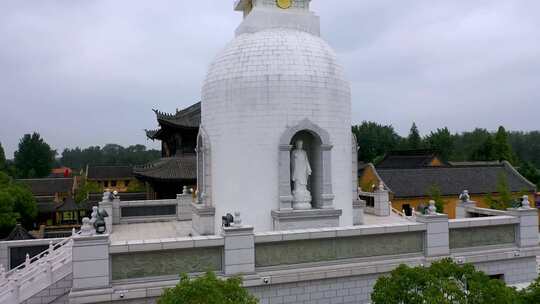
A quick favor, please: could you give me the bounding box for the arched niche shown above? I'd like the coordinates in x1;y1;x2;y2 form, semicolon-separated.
196;126;212;206
278;119;334;210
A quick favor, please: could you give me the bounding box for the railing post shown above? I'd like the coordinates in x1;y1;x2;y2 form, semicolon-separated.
352;199;366;225
416;205;450;257
46;259;53;284
374;182;390;216
507;196;539;248
177;186;194;221
222;225;255;276
48;241;54;258
11;277;20;303
71;234;110;291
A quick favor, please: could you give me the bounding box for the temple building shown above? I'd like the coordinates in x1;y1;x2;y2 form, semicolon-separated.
85;165;138;193
135;102;200;199
359;151;537;219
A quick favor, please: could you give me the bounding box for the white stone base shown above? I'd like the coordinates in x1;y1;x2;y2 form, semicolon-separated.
271;209;342;231
353;199;366;226
191;203;216;236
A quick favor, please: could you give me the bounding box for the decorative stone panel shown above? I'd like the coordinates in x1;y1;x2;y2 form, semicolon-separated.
111;247;223;280
449;224;516;250
255;232;423;268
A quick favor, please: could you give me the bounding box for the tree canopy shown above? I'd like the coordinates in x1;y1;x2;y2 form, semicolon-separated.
14;133;56;178
371;259;519;304
352;122;401;163
0;172;37;237
406;122;422;150
0;141;5;171
425;128;453;161
158;272;258;304
60;144;160;169
353;122;540;187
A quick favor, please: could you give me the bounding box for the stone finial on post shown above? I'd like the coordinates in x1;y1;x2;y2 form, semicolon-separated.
521;195;532;209
24;254;30;268
456;190;477;219
102;189;112;203
48;241;54;257
80;217;95;236
427;200;437;215
99;190;113;234
234;212;242;226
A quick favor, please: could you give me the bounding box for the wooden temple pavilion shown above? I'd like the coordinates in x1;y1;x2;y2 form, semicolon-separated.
135;102;199;199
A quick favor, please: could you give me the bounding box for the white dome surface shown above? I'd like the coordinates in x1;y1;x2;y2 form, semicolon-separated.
202;27;352;232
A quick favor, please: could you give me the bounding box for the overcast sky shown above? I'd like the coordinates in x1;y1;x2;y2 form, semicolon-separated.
1;1;539;158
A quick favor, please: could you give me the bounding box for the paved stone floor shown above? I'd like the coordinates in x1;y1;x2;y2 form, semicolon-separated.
110;220;193;242
363;212;412;225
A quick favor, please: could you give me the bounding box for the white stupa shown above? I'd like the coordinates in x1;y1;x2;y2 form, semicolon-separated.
199;0;353;232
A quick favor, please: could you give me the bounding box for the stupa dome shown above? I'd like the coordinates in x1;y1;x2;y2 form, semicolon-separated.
203;28;346;98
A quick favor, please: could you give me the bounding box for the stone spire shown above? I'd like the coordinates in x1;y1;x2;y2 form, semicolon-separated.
234;0;319;36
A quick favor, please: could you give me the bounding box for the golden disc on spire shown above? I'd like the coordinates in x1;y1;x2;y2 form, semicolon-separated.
276;0;292;9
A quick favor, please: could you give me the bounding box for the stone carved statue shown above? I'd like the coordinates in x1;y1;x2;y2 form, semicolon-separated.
80;217;94;236
459;190;470;203
93;207;109;234
427;200;437;215
521;195;532;209
291;140;312;210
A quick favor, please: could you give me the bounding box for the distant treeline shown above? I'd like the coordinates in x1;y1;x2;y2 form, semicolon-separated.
353;122;540;187
60;144;161;170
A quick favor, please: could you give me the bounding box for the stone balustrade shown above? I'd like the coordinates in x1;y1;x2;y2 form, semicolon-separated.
67;209;540;303
103;193;194;227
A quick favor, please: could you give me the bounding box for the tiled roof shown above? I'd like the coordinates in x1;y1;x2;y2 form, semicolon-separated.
148;102;201;139
18;178;74;196
56;197;82;211
87;166;134;180
377;161;537;198
154;102;201;128
4;224;35;241
377;149;443;169
134;155;197;181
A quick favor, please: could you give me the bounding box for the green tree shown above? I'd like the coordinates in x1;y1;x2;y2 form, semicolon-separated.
158;272;258;304
371;259;518;304
0;141;6;171
518;162;540;188
451;128;492;161
406;122;422;150
493;126;515;163
14;133;56;178
0;172;37;237
428;185;445;213
486;173;517;210
75;179;103;204
60;144;160;170
425;128;454;161
471;134;496;161
352;122;401;163
519;276;540;303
